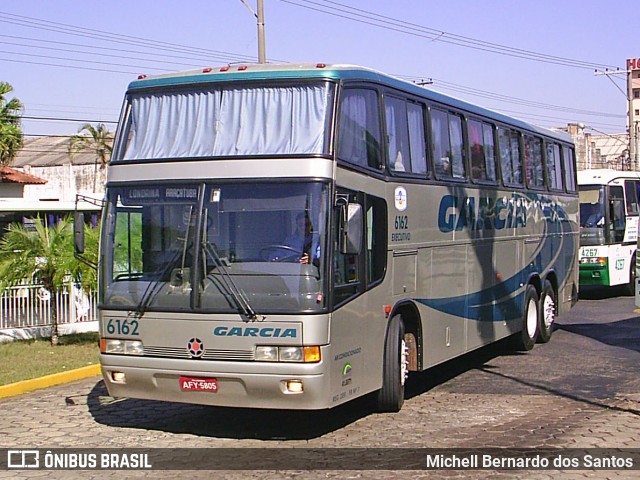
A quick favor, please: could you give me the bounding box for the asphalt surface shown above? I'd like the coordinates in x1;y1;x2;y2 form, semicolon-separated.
0;287;639;479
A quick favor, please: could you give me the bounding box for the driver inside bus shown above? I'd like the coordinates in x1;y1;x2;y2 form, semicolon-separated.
283;212;320;265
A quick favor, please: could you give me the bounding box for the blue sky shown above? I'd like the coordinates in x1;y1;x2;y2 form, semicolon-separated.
0;0;634;137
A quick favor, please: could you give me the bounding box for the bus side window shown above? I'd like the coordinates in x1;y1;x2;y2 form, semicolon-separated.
498;127;522;186
333;191;362;305
338;89;383;170
385;97;428;175
468;119;497;182
432;109;465;179
608;186;625;243
385;96;411;173
365;194;386;286
546;143;564;191
562;146;577;192
524;135;544;188
625;180;639;215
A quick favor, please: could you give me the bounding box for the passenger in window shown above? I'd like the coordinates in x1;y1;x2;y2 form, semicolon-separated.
471;144;485;180
437;157;451;177
393;151;406;172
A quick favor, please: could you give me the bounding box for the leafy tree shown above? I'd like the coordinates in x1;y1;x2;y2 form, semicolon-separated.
0;81;23;167
0;217;98;346
69;123;114;193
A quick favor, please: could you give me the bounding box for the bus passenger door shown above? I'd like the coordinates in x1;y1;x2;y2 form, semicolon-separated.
329;189;388;403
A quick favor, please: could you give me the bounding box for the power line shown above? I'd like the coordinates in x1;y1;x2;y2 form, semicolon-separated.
280;0;620;71
394;74;625;119
22;115;117;124
0;33;256;66
0;11;271;63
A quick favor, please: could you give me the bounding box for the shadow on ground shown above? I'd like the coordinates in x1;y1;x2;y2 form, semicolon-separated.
86;341;512;440
557;316;640;353
578;285;633;300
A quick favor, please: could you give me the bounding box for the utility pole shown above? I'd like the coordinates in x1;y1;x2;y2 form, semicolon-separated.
240;0;267;64
595;63;639;170
628;59;637;170
257;0;266;64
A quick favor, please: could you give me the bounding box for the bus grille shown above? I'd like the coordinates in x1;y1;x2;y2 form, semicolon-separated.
143;346;254;361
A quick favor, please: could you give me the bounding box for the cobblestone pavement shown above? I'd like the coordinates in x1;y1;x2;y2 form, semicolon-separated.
1;292;639;479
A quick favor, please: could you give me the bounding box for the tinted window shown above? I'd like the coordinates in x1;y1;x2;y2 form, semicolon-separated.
432;109;465;179
407;103;428;174
625;180;639;215
468;119;497;182
385;97;427;175
338;89;382;170
524;135;544;188
498;127;522;186
546;143;564;191
562;146;576;192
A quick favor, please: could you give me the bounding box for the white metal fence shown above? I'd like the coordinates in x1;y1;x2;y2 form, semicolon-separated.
0;282;97;329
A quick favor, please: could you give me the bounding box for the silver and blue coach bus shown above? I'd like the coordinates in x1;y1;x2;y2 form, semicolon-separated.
91;63;578;412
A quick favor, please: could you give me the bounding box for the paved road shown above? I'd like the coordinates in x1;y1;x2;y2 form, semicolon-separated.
1;289;639;479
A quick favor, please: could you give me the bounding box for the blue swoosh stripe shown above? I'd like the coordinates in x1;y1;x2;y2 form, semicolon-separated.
416;193;577;322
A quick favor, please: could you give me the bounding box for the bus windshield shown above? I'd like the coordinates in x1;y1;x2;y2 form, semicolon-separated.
102;182;329;314
115;82;333;161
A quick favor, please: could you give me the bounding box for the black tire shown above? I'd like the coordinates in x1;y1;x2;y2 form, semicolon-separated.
622;255;636;296
376;314;407;412
513;284;539;351
537;280;555;343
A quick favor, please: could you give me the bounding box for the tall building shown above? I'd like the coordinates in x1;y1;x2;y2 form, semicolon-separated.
566;123;629;171
628;57;640;170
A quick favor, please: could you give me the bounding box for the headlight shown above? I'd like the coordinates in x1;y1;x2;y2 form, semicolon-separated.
279;346;303;362
255;346;278;361
101;338;144;355
255;345;321;363
579;257;607;265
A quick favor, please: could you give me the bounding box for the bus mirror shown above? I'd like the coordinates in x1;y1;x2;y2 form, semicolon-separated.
74;211;85;254
339;203;363;255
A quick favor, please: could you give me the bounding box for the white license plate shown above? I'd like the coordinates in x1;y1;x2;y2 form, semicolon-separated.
179;376;218;392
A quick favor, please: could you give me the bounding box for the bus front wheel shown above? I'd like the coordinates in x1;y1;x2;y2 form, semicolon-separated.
376;314;408;412
513;284;539;351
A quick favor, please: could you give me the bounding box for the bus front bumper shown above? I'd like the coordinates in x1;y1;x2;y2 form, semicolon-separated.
579;263;610;287
99;353;333;410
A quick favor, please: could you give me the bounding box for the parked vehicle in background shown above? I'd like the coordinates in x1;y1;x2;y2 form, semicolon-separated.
578;169;640;295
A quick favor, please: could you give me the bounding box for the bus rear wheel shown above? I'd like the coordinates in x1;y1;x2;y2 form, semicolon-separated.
513;284;539;351
376;314;408;412
537;280;555;343
623;255;636;296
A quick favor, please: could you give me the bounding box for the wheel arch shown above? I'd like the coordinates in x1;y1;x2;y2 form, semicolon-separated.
389;300;423;371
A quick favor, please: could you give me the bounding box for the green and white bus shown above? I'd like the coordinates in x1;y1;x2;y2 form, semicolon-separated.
89;63;578;412
578;169;640;295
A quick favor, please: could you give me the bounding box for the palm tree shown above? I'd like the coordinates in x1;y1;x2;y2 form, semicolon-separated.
0;217;98;346
68;123;113;192
0;81;23;167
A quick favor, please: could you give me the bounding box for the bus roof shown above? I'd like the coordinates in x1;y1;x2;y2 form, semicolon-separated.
127;63;573;145
577;169;640;186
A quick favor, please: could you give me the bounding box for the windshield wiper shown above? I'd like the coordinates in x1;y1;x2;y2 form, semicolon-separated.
133;249;185;318
203;241;265;322
134;205;196;318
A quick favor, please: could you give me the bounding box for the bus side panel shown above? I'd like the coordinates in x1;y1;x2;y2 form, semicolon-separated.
421;245;467;366
327;286;389;407
559;198;580;315
465;241;514;351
